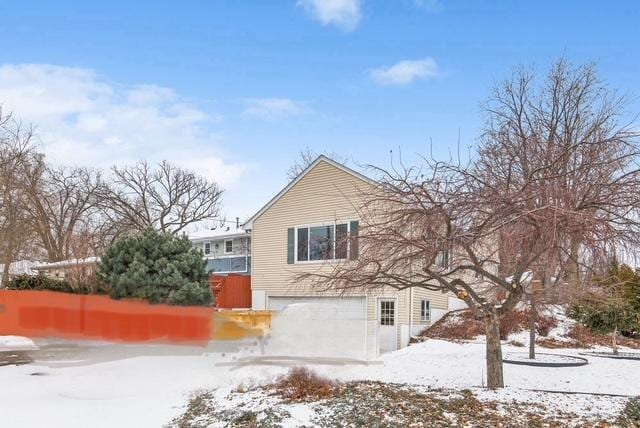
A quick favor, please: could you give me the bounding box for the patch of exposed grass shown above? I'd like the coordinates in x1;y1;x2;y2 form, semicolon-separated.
310;381;594;428
169;391;216;428
170;369;620;428
167;388;290;428
617;396;640;427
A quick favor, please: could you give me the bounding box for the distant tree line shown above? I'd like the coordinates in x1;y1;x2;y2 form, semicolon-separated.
0;107;224;286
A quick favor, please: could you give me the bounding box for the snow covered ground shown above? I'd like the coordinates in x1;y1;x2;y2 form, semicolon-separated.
0;335;37;351
0;335;638;427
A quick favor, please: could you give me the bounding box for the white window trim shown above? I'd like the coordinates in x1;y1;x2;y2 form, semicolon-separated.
378;297;397;326
293;221;353;264
203;241;212;256
224;239;233;254
421;299;431;322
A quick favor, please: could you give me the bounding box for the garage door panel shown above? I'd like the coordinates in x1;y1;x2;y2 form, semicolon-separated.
265;296;366;359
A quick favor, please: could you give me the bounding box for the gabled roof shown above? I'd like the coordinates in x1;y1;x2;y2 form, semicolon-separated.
243;155;375;230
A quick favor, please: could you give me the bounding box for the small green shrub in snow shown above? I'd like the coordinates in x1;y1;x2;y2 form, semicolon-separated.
7;274;74;293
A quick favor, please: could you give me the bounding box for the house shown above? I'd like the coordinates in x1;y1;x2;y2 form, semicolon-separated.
0;260;37;287
189;226;251;276
31;257;99;281
243;155;459;359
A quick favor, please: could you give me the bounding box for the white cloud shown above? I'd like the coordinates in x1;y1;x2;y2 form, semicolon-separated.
127;85;176;105
413;0;442;13
243;98;306;120
0;64;246;187
297;0;361;31
370;57;441;86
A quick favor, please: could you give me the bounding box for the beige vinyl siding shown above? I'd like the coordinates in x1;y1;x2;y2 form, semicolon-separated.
251;159;458;354
252;160;415;354
411;288;449;326
252;160;370;296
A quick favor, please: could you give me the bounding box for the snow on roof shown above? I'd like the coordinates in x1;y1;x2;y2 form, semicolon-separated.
32;256;100;270
0;260;38;276
187;227;249;242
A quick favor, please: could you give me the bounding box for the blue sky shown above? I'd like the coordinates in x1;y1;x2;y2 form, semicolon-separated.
0;1;639;220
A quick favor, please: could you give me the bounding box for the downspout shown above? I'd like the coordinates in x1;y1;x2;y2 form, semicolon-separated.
244;236;249;274
409;287;417;340
409;221;419;340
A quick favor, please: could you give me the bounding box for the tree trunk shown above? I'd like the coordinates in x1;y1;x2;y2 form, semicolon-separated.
568;234;581;290
0;260;10;288
529;298;537;359
484;311;504;388
612;325;619;355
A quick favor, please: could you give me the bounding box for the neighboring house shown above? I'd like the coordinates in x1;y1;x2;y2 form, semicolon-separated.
0;260;37;287
189;227;251;276
243;155;457;359
31;257;100;281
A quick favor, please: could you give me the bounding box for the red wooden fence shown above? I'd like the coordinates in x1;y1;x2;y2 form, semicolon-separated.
210;274;252;309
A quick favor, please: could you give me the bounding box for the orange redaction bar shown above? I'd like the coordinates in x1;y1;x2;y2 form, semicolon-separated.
0;290;214;344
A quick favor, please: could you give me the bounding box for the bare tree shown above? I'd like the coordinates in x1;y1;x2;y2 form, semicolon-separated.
22;161;102;262
482;59;640;286
287;147;350;181
298;59;640;389
64;230;102;292
0;110;38;285
481;59;640;358
100;160;224;235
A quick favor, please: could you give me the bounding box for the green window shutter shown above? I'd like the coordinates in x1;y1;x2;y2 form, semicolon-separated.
287;227;295;264
349;220;359;260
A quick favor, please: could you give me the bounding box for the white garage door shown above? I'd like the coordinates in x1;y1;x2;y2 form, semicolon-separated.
267;296;367;359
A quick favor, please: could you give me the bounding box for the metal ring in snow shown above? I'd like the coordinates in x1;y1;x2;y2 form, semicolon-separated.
578;352;640;361
503;353;588;367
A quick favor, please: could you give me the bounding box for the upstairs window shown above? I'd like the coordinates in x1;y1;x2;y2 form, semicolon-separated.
309;225;333;261
203;241;212;256
224;239;233;254
295;223;350;262
335;223;349;259
297;228;309;261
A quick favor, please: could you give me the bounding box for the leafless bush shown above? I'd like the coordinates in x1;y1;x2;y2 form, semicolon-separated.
271;367;339;402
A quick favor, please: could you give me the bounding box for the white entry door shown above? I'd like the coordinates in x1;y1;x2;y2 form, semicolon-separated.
378;298;397;355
